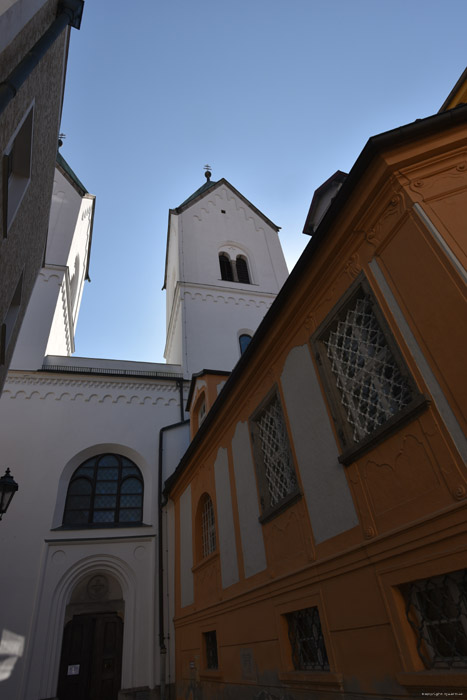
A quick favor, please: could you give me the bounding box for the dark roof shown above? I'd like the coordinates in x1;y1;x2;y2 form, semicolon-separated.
439;67;467;112
164;103;467;498
178;178;217;208
56;152;88;196
303;170;347;235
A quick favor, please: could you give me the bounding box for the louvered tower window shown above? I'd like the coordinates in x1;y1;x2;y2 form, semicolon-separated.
236;256;250;284
219;253;233;281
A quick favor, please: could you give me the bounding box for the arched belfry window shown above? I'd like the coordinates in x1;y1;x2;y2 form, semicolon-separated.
63;453;144;527
239;333;252;354
219;253;234;281
236;256;250;284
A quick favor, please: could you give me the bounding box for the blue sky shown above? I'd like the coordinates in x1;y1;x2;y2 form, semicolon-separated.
60;1;466;364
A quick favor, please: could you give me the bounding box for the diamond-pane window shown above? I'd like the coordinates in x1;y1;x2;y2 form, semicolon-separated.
286;606;330;671
312;279;421;453
63;453;144;527
251;391;298;514
323;294;412;442
402;569;467;669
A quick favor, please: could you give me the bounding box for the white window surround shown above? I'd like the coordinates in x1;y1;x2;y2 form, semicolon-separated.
3;103;34;233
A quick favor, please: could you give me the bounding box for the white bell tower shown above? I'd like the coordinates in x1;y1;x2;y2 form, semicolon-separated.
163;170;289;377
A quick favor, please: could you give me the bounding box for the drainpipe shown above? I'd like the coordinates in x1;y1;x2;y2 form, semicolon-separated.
158;416;189;699
0;0;85;116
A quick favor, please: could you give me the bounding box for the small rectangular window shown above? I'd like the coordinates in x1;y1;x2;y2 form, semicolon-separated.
250;389;298;519
286;606;330;672
204;630;218;670
402;569;467;669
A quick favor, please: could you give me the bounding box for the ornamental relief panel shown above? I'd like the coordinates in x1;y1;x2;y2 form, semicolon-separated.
353;415;462;534
407;158;467;201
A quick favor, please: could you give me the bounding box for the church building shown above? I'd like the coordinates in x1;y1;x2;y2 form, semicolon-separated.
0;63;466;700
0;162;288;699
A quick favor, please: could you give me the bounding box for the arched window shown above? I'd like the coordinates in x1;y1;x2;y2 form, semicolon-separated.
219;253;233;281
236;256;250;284
200;493;216;558
239;333;252;354
63;453;144;526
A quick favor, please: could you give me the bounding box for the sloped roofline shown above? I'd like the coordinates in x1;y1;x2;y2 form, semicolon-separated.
439;66;467;112
163;178;280;289
164;103;467;497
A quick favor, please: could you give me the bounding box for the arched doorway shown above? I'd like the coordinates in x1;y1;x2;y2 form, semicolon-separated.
56;572;124;700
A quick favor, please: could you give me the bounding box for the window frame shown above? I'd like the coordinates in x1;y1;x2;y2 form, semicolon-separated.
276;594;343;689
2;104;34;236
249;386;300;523
219;253;234;281
235;255;250;284
311;274;428;465
239;333;252;355
62;453;144;528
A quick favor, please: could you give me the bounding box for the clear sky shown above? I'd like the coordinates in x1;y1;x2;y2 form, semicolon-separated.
60;0;466;364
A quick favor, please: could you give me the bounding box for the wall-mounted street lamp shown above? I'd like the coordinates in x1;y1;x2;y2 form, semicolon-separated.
0;468;18;520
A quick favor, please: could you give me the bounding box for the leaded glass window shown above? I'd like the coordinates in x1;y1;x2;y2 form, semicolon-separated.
201;494;216;557
313;278;419;451
63;453;143;526
251;391;298;514
286;606;330;671
403;570;467;669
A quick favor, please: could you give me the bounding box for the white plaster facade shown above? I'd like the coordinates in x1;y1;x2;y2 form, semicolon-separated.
164;179;289;376
0;171;287;699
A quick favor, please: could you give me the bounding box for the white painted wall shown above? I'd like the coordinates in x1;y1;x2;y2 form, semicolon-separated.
11;166;94;369
0;368;188;700
164;182;289;376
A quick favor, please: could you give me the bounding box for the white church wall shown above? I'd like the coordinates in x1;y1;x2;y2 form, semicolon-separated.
10;167;94;369
0;370;186;700
178;183;288;293
164;181;289;377
182;286;275;375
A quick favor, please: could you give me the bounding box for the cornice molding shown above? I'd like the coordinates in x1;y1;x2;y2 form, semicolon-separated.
3;373;183;404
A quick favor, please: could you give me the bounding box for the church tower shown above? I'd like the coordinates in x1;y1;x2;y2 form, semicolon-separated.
164;170;289;377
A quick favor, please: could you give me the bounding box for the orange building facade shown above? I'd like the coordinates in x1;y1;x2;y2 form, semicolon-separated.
165;88;467;699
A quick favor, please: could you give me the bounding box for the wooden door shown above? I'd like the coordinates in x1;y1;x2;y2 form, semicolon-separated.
57;613;123;700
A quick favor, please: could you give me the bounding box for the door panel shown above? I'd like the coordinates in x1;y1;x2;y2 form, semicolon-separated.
57;613;123;700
